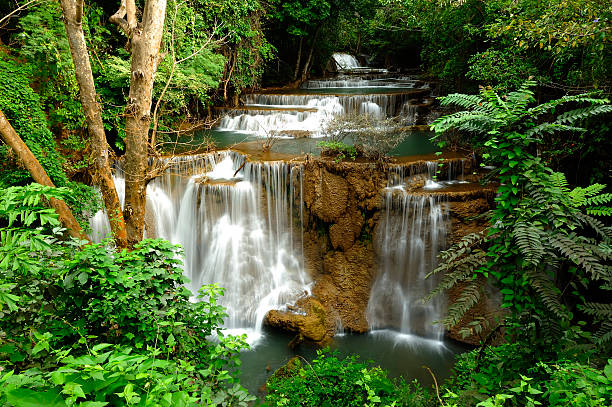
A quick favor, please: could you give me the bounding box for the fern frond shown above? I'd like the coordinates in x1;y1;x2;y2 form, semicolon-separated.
586;192;612;206
573;212;612;241
437;93;484;110
425;251;486;302
513;222;545;266
528;92;608;119
526;268;568;319
548;232;607;280
587;206;612;217
524;123;586;138
592;320;612;344
581;302;612;318
570;184;607;204
440;281;482;329
506;82;536;114
554;104;612;126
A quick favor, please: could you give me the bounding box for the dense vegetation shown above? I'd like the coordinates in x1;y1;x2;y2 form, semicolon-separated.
0;0;610;406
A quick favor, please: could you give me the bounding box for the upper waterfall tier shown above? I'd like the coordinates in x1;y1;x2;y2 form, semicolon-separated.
217;88;429;136
302;76;424;89
332;52;362;70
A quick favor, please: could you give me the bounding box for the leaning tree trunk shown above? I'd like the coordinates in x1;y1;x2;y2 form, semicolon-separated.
293;37;303;81
300;26;321;83
0;109;89;242
59;0;128;248
111;0;167;247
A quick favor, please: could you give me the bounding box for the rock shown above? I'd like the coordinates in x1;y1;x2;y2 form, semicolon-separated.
329;210;364;251
265;298;335;345
313;242;377;333
303;165;349;223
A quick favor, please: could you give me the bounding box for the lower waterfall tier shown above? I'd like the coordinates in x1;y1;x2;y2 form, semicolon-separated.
90;152;500;346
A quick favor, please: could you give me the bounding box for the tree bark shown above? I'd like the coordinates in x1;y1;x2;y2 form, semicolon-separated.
293;37;303;81
300;26;321;82
0;109;89;242
59;0;128;248
112;0;167;247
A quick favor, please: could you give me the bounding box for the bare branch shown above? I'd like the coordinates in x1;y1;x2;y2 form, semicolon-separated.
109;0;136;36
0;0;42;28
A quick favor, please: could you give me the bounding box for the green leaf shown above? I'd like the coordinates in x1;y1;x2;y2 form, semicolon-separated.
7;388;66;407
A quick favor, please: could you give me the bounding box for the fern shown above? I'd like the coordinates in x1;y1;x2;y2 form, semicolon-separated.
440;280;482;330
554;105;612;126
525;268;568;319
513;222;545;266
428;82;611;346
581;302;612;344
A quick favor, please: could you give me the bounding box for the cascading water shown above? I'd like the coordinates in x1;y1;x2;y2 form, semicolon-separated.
217;93;423;136
90;152;311;342
215;69;430;138
367;185;448;340
332;52;361;70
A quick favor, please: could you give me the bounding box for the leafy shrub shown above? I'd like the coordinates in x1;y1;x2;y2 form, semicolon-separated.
0;184;253;406
321;114;410;161
265;349;435;407
442;343;612;407
317;141;357;162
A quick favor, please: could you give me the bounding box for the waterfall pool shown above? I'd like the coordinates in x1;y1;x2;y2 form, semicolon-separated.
173;128;438;158
236;326;467;396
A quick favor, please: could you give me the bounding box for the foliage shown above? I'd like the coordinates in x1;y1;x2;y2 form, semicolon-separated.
265;349;431;407
0;55;100;228
317;141;357;162
428;82;612;346
379;0;610;90
0;58;67;189
442;342;612;407
0;184;253;406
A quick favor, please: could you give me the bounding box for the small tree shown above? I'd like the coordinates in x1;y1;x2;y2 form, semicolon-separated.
322;113;410;161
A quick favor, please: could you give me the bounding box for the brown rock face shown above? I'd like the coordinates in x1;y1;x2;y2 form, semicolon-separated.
303;166;349;223
329;211;364;251
313;242;376;332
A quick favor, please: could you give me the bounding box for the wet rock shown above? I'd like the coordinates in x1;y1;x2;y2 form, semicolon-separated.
303;165;349;223
329;210;364;251
313;242;377;333
265;298;335;345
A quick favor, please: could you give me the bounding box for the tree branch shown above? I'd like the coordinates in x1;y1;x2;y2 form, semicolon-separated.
110;0;137;36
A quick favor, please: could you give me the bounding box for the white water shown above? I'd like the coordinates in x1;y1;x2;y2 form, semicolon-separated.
332;53;361;70
90;152;312;341
367;189;447;339
217;93;419;136
302;77;419;89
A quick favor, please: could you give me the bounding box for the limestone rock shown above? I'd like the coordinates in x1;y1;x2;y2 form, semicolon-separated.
313;242;377;333
265;298;335;345
329;210;364;251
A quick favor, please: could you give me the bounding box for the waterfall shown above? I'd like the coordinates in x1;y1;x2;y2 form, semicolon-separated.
367;189;447;339
89;152;311;340
219;93;418;136
332;53;361;70
302;77;419;89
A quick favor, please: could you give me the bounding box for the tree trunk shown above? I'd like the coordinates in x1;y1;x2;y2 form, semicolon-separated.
0;109;89;242
293;37;303;81
59;0;128;248
300;26;321;82
120;0;167;247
